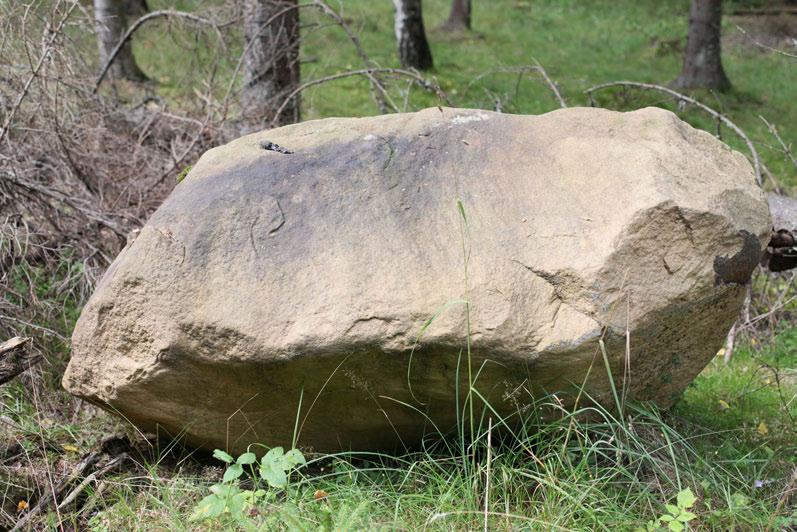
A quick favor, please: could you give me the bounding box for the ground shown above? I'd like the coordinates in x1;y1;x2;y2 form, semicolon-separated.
1;0;796;530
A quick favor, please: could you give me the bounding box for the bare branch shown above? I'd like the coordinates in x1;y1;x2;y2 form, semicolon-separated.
94;10;224;93
312;0;393;113
529;62;567;108
735;25;797;59
0;2;80;144
270;68;451;127
760;115;797;170
465;62;566;109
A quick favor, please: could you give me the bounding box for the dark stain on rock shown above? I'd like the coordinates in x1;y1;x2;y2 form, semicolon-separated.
713;230;761;285
259;140;293;154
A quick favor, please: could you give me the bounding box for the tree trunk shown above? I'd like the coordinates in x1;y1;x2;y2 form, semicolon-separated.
673;0;731;91
392;0;433;70
441;0;471;31
93;0;148;82
242;0;301;127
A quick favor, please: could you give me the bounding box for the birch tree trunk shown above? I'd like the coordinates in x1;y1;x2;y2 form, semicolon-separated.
441;0;471;31
242;0;301;127
392;0;433;70
93;0;148;82
673;0;731;90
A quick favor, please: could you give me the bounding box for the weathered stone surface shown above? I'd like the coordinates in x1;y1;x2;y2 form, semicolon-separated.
63;107;770;453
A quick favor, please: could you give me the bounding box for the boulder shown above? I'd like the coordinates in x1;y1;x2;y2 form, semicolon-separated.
63;107;770;453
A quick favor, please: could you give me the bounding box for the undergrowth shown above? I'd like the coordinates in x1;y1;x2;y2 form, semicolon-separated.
73;349;796;530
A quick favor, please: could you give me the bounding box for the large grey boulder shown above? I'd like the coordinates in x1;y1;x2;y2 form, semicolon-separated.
63;107;770;453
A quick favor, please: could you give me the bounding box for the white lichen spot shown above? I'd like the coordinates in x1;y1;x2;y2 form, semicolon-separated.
451;113;490;125
363;134;377;141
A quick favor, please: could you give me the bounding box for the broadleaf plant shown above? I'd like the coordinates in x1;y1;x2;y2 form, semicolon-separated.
190;446;306;523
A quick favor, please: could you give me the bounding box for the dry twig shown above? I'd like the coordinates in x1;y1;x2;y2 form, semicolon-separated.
735;25;797;59
94;10;224;92
0;2;80;144
270;68;450;126
0;336;37;385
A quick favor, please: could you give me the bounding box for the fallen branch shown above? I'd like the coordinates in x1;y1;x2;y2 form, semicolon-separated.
735;25;797;59
584;81;763;187
94;10;224;93
730;6;797;16
56;454;128;511
1;171;127;239
11;452;101;531
0;336;38;385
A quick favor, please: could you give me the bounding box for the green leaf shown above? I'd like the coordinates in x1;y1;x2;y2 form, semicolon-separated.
190;494;226;521
660;515;674;522
731;492;749;508
213;449;234;464
260;462;288;488
237;452;257;465
667;520;684;532
222;463;244;483
284;448;306;467
210;483;239;498
665;504;680;515
676;488;696;509
677;511;697;522
176;164;193;183
262;447;285;465
457;200;468;224
226;492;247;518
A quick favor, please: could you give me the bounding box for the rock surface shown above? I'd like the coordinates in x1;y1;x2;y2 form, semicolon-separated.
63;107;770;453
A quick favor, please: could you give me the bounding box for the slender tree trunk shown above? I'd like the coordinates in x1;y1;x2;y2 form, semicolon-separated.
93;0;148;82
242;0;301;127
392;0;433;70
673;0;731;90
441;0;471;31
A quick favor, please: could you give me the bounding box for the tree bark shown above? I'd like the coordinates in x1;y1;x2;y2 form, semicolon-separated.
441;0;471;31
392;0;433;70
93;0;148;82
242;0;301;127
673;0;731;91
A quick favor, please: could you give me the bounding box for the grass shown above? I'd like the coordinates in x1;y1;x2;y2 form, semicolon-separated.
133;0;797;188
6;340;791;530
2;0;796;529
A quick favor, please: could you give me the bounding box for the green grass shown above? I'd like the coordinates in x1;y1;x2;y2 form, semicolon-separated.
131;0;797;188
30;341;791;530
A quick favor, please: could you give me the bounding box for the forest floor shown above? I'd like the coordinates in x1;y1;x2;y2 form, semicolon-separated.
1;0;796;530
